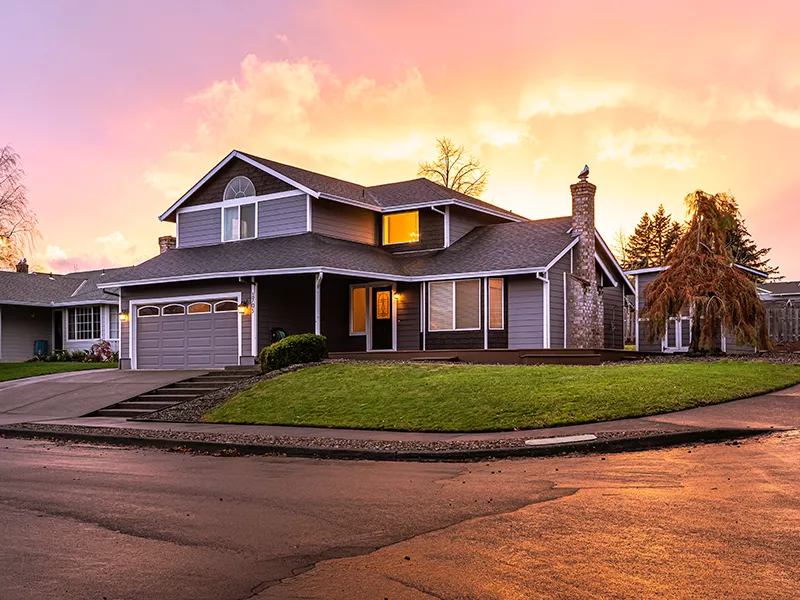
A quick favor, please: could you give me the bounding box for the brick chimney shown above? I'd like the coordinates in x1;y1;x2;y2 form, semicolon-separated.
158;236;176;254
566;166;604;348
15;258;29;273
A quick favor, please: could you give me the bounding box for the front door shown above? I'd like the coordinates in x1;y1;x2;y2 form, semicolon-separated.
370;287;393;350
53;310;64;351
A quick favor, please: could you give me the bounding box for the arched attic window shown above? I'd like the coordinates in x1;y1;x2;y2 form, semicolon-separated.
223;176;256;201
222;176;257;241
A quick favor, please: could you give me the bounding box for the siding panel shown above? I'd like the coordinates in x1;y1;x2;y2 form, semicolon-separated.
547;254;571;349
636;272;663;352
1;304;53;362
312;199;377;245
258;194;308;238
603;284;624;349
178;209;221;248
508;276;544;349
397;282;420;351
320;275;367;352
182;159;295;209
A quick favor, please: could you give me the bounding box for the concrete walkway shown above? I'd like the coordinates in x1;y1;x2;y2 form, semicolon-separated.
30;382;800;442
0;369;205;426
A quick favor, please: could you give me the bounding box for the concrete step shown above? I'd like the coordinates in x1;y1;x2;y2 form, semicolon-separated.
95;408;152;418
224;365;261;373
118;400;177;410
160;386;221;394
194;377;249;385
149;387;204;396
171;381;227;388
137;393;200;402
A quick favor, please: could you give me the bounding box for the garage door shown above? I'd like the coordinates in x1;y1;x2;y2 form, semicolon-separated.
136;300;239;369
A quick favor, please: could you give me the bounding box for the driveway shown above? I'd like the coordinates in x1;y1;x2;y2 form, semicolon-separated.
0;369;204;426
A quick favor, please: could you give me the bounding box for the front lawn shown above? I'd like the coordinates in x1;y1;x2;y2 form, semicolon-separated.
0;362;118;383
203;361;800;432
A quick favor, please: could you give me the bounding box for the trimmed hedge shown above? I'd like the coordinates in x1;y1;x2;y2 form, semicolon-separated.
259;334;327;372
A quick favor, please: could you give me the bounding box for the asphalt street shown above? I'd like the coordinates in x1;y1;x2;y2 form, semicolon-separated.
1;433;798;599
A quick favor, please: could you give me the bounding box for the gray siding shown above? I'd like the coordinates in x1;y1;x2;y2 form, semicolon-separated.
724;330;757;354
448;206;507;244
181;159;295;210
397;282;420;351
256;274;316;351
1;304;53;362
258;194;308;238
312;198;377;245
177;209;221;248
636;272;663;352
320;275;367;353
508;276;544;349
547;253;571;350
603;285;625;349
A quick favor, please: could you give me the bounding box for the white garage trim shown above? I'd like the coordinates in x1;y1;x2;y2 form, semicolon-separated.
130;292;242;370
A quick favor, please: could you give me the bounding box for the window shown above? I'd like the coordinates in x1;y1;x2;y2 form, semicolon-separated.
489;278;504;329
223;176;256;201
188;302;211;314
223;203;256;241
350;287;367;335
376;291;391;319
109;306;119;339
382;211;419;245
137;306;159;317
162;304;186;316
214;300;238;313
428;280;480;331
68;307;101;340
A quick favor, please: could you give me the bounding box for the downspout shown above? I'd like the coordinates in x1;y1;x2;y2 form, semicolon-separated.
537;271;550;349
315;272;323;335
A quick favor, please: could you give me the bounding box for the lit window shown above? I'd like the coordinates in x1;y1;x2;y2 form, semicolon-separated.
188;302;212;314
428;280;480;331
68;307;101;340
223;203;256;241
223;176;256;201
214;301;238;313
351;287;367;335
382;211;419;245
489;278;504;329
376;291;391;319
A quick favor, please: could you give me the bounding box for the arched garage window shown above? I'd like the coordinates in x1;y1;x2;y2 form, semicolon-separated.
214;301;238;313
162;304;186;316
188;302;212;314
137;306;160;317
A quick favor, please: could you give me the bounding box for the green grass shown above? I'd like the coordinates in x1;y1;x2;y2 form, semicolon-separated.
0;362;118;383
203;361;800;432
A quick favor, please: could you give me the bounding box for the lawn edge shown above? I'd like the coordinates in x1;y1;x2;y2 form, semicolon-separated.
0;426;777;463
0;362;119;384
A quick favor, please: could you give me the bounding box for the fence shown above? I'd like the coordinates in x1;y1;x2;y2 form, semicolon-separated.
766;302;800;351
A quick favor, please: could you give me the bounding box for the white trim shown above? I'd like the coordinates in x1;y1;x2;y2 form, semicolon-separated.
175;212;181;248
222;202;257;243
306;194;312;232
176;190;306;216
0;305;3;359
420;282;426;351
595;252;618;287
213;300;239;313
427;279;482;332
348;284;368;336
235;153;318;197
314;272;323;335
223;175;256;202
545;237;580;271
98;265;552;289
537;272;550;349
483;278;489;349
382;210;420;246
129;292;242;370
444;206;451;248
625;266;668;276
187;302;212;314
65;305;103;342
563;271;568;348
250;281;258;358
161;303;187;316
595;231;634;295
392;283;398;351
570;247;574;273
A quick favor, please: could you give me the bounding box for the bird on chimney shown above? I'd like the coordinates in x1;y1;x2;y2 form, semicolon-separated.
578;165;590;181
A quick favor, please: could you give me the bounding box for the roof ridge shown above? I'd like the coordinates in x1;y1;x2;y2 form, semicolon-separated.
238;151;369;190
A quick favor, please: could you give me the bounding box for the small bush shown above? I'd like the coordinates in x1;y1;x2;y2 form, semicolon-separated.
260;333;327;372
89;340;114;362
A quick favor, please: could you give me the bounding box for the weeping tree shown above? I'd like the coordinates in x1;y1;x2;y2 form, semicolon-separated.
643;190;769;353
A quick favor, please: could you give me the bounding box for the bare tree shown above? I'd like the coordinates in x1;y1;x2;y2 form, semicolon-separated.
0;145;38;270
417;137;489;198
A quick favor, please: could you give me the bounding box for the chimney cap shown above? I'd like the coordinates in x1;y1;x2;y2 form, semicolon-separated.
578;165;590;182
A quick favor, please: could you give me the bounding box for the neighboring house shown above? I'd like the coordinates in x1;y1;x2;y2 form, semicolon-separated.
759;280;800;348
97;150;634;370
0;262;127;362
627;265;770;354
759;280;800;306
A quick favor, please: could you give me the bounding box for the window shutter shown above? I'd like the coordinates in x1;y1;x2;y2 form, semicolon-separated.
455;280;480;329
429;282;454;331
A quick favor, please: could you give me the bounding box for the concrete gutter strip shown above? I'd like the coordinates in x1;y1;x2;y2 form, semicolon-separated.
0;426;775;462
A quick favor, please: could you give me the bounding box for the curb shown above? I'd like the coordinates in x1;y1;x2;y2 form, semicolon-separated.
0;426;776;462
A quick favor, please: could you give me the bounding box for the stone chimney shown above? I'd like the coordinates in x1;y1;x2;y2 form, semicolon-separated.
158;236;176;254
15;258;29;273
566;166;604;348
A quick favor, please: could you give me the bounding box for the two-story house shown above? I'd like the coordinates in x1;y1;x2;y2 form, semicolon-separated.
97;150;633;369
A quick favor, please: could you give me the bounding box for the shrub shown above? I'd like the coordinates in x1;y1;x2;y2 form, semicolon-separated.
89;340;114;362
260;333;327;372
70;350;88;362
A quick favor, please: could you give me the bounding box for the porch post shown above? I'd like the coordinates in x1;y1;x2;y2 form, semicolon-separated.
483;278;489;350
314;272;323;335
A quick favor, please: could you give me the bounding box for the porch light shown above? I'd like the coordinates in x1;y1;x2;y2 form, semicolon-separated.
119;310;129;322
237;301;251;315
393;292;401;300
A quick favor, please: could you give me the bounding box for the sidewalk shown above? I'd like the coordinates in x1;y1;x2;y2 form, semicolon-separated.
2;384;798;461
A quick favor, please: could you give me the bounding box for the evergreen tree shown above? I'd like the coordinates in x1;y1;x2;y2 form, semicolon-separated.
620;205;683;270
725;213;779;281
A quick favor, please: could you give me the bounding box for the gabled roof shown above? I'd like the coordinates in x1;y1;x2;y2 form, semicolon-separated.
0;267;129;307
158;150;524;222
759;280;800;296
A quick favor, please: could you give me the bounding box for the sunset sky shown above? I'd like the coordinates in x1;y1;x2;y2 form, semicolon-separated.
2;0;799;276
